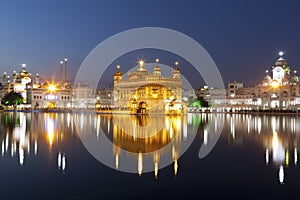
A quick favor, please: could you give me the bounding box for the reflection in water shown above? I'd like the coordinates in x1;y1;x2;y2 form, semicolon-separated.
225;114;300;184
279;165;284;184
0;112;69;171
0;112;300;184
107;114;191;176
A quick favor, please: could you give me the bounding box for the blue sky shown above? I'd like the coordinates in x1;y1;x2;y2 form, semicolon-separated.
1;0;300;87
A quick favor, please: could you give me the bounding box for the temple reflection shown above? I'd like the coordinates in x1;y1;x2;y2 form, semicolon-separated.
105;114;188;177
1;111;300;183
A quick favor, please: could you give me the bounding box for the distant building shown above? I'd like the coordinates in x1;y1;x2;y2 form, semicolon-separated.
0;64;73;109
198;52;300;111
0;64;40;103
72;82;96;109
113;60;184;114
27;83;72;109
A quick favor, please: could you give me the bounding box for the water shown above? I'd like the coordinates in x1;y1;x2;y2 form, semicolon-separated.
0;112;299;199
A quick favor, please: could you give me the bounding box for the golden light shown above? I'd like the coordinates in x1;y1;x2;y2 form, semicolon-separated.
46;116;55;146
154;162;158;178
115;153;119;170
271;80;279;88
174;160;178;175
155;58;159;63
138;152;143;176
138;59;144;67
175;61;179;66
48;84;57;92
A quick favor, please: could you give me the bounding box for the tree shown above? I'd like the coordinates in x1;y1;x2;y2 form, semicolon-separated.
1;92;23;106
198;96;209;107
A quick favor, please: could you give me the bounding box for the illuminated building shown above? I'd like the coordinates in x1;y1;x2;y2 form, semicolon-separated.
198;52;300;111
72;82;96;109
0;62;73;109
113;60;184;114
254;52;300;110
27;82;72;109
0;64;40;103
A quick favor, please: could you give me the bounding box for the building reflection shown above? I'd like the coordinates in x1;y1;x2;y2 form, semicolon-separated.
224;113;300;184
102;114;189;178
0;112;71;171
1;111;300;183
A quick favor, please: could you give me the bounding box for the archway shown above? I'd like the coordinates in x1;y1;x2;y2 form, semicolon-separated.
47;102;56;109
138;101;147;114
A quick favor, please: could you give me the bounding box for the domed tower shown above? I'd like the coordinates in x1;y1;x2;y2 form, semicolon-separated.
291;70;299;84
172;62;181;79
114;65;123;84
12;71;17;84
17;64;30;84
2;72;8;85
153;59;161;76
35;73;40;85
272;52;289;84
262;70;272;86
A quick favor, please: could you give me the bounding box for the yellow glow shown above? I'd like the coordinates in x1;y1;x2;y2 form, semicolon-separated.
155;58;159;63
117;65;120;69
138;152;143;176
47;116;55;146
175;61;179;66
271;80;279;88
154;162;158;178
115;153;119;170
272;132;279;150
48;84;57;92
139;59;144;67
174;160;178;175
286;151;289;166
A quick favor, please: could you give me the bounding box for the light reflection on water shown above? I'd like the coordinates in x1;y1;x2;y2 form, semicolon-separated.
0;112;300;185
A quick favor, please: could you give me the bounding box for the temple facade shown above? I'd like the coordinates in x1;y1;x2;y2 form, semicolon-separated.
113;60;184;114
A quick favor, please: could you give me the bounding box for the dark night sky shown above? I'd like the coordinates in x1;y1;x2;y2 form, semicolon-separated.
1;0;300;88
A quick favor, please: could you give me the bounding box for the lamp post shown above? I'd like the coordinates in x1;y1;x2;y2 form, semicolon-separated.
60;61;63;86
64;58;68;87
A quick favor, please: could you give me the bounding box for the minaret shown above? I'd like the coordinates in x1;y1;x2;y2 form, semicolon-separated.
35;73;40;85
12;71;17;84
172;61;181;79
153;58;161;76
60;60;63;86
113;65;123;85
2;72;8;86
64;58;68;85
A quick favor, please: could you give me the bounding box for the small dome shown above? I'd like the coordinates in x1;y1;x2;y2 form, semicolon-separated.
275;57;287;67
262;74;271;84
136;66;148;72
114;70;122;76
18;68;29;78
291;75;299;83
